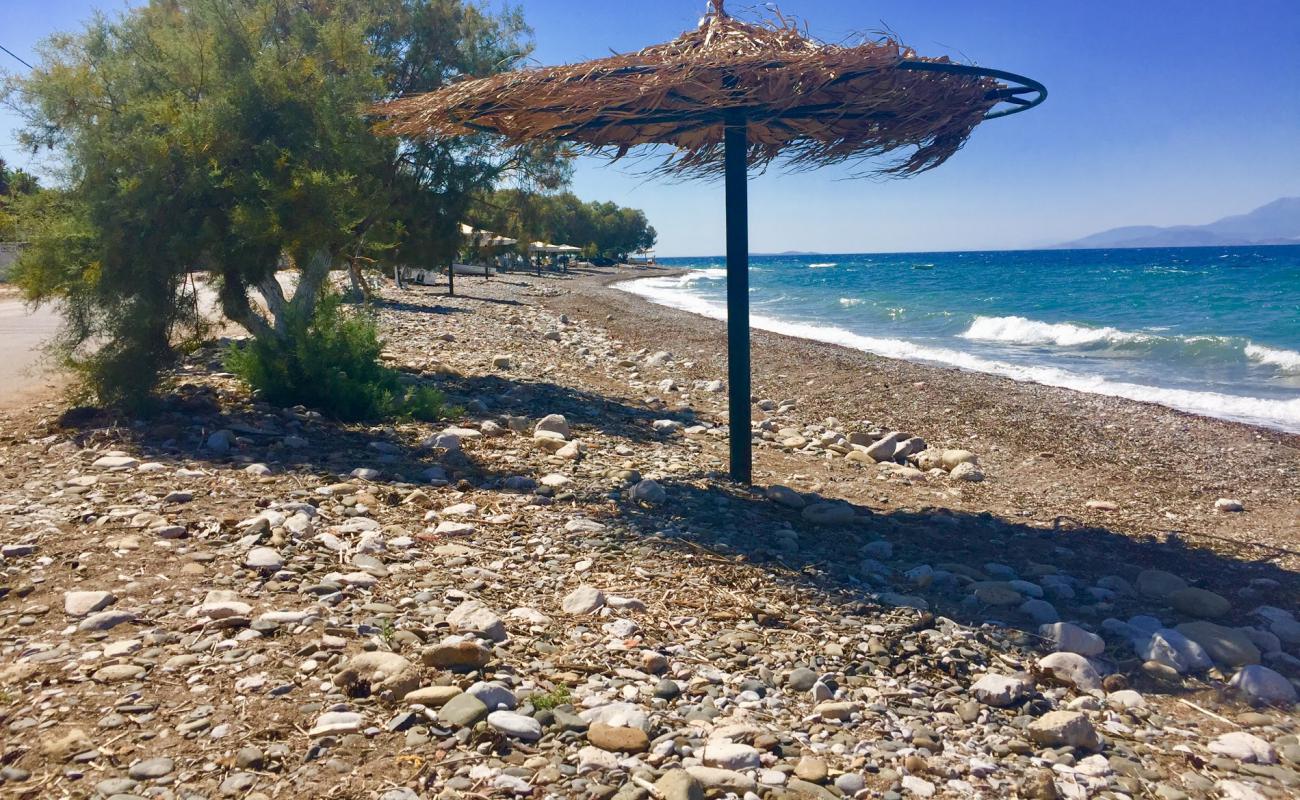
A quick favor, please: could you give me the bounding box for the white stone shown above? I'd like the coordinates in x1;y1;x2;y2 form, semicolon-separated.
64;591;115;617
702;741;760;771
244;547;283;570
1138;628;1213;674
949;462;984;482
685;766;756;792
309;711;363;737
1215;780;1269;800
1106;689;1146;709
487;711;540;740
468;681;518;710
1229;665;1297;706
433;521;475;537
1036;652;1103;692
447;600;507;642
576;745;619;773
534;414;571;439
971;674;1029;707
579;702;650;732
1208;732;1277;764
901;775;936;797
1040;622;1105;656
562;585;606;615
507;607;552;625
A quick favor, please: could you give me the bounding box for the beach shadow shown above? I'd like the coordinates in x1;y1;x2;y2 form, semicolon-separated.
50;351;700;488
597;472;1299;693
52;382;458;486
447;294;525;307
372;298;467;316
435;372;699;446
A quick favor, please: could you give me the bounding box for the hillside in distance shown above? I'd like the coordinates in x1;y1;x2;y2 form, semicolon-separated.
1059;197;1300;249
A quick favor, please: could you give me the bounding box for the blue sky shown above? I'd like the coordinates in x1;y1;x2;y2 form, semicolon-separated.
4;1;1299;255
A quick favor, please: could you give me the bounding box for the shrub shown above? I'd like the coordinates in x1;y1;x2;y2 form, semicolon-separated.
225;294;450;422
530;686;572;711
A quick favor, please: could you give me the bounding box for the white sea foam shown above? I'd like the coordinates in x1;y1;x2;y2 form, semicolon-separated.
675;268;726;285
961;315;1151;347
617;277;1300;432
839;297;864;307
1246;343;1300;373
808;262;837;268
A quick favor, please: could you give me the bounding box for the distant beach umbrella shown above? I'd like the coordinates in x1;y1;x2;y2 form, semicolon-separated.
376;0;1045;484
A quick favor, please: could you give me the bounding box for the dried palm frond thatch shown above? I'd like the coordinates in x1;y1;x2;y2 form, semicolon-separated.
373;1;1004;179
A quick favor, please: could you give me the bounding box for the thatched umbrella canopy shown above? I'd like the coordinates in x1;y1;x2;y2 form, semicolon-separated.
375;0;1045;483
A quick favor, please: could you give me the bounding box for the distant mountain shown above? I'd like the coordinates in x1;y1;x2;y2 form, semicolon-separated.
1058;197;1300;249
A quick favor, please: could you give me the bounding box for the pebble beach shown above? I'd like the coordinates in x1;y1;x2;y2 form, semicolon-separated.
1;264;1297;800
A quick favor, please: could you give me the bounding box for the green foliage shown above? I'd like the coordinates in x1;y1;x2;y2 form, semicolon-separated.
4;0;563;408
378;618;397;646
0;157;41;243
225;294;450;422
475;189;656;260
529;686;572;711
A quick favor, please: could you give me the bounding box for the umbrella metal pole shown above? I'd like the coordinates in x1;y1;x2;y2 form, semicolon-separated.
724;114;752;485
448;262;455;297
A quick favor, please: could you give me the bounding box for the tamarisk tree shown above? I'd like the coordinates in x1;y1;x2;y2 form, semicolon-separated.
5;0;564;408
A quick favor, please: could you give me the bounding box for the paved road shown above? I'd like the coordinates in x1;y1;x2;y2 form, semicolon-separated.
0;295;65;407
0;273;301;407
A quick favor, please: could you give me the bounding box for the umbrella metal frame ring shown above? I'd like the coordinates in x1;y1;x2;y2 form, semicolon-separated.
721;62;1045;484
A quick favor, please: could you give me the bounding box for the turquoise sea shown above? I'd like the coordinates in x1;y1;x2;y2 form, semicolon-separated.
620;246;1300;432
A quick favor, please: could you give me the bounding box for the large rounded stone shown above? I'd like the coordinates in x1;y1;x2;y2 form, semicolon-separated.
587;723;649;753
487;711;542;741
1028;711;1101;751
1229;665;1297;706
702;741;761;771
1136;569;1187;599
1040;622;1105;657
971;674;1030;707
655;770;704;800
332;652;419;705
1037;652;1103;692
1167;587;1231;618
422;639;492;671
801;501;856;526
1175;621;1261;668
438;693;488;727
533;414;570;439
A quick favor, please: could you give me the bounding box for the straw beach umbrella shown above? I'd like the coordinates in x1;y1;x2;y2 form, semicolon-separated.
376;0;1045;484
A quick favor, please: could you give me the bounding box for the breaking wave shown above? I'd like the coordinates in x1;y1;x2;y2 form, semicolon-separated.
1246;344;1300;373
961;315;1153;347
616;277;1300;432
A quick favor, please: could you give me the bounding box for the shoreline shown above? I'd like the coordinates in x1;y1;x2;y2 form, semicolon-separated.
601;265;1300;444
543;264;1300;571
609;268;1300;435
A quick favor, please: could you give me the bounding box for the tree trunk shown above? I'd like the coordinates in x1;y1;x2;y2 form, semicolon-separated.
347;260;373;301
221;248;333;345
